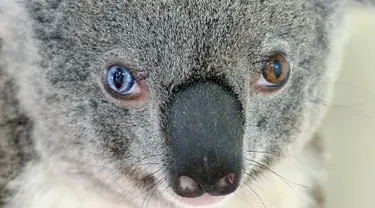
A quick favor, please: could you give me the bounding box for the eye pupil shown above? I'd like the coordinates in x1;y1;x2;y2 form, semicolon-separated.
272;60;282;79
113;68;125;89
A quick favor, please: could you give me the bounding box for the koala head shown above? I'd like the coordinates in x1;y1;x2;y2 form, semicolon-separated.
14;0;345;207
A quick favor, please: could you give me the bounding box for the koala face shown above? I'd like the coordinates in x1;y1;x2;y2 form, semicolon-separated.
19;0;344;207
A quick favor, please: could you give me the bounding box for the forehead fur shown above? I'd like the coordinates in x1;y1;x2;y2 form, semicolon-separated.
26;0;336;85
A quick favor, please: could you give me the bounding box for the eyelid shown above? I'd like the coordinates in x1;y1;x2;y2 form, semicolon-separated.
254;52;287;73
257;75;279;87
119;80;140;95
129;82;141;94
261;51;288;63
103;60;148;82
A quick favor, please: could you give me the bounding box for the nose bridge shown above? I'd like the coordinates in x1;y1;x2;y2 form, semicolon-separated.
165;80;244;179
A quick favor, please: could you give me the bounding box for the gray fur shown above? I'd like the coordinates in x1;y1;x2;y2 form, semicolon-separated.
0;66;35;207
0;0;373;207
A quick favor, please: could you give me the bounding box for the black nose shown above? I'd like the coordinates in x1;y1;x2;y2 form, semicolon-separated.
165;81;244;198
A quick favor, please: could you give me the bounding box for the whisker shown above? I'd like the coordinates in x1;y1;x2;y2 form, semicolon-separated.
105;171;125;193
238;187;252;208
330;100;375;108
310;97;375;109
249;186;267;208
130;170;167;202
137;162;163;166
334;81;375;97
245;159;308;189
139;174;166;208
117;169;164;204
330;105;374;121
108;160;163;195
244;171;264;193
307;98;375;122
144;177;166;208
246;150;285;158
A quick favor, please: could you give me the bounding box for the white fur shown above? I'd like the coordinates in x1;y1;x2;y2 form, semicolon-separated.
5;139;323;208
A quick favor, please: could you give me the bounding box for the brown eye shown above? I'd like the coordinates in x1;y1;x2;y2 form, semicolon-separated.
261;54;289;86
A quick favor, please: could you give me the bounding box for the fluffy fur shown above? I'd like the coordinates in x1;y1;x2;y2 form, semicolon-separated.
0;0;373;208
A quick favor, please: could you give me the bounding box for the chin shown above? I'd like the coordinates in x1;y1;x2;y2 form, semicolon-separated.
162;188;233;208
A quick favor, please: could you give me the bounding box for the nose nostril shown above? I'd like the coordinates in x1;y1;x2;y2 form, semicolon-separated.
174;175;204;198
180;176;200;191
207;172;238;196
225;173;236;185
214;173;237;188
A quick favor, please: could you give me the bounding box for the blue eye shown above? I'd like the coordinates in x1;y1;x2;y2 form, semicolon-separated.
106;65;137;95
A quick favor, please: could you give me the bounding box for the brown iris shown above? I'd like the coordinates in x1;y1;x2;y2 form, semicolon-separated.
262;54;289;85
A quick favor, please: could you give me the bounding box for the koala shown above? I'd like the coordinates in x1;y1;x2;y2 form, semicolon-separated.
0;0;374;208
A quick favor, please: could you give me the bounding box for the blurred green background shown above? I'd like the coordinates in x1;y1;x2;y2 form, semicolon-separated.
322;6;375;208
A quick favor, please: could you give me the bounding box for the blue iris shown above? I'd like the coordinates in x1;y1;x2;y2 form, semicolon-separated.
272;60;282;79
106;65;135;95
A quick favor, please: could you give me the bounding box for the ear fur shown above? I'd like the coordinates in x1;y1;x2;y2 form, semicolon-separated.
349;0;375;13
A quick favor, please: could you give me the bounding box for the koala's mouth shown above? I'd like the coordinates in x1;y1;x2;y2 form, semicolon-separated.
173;193;227;207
